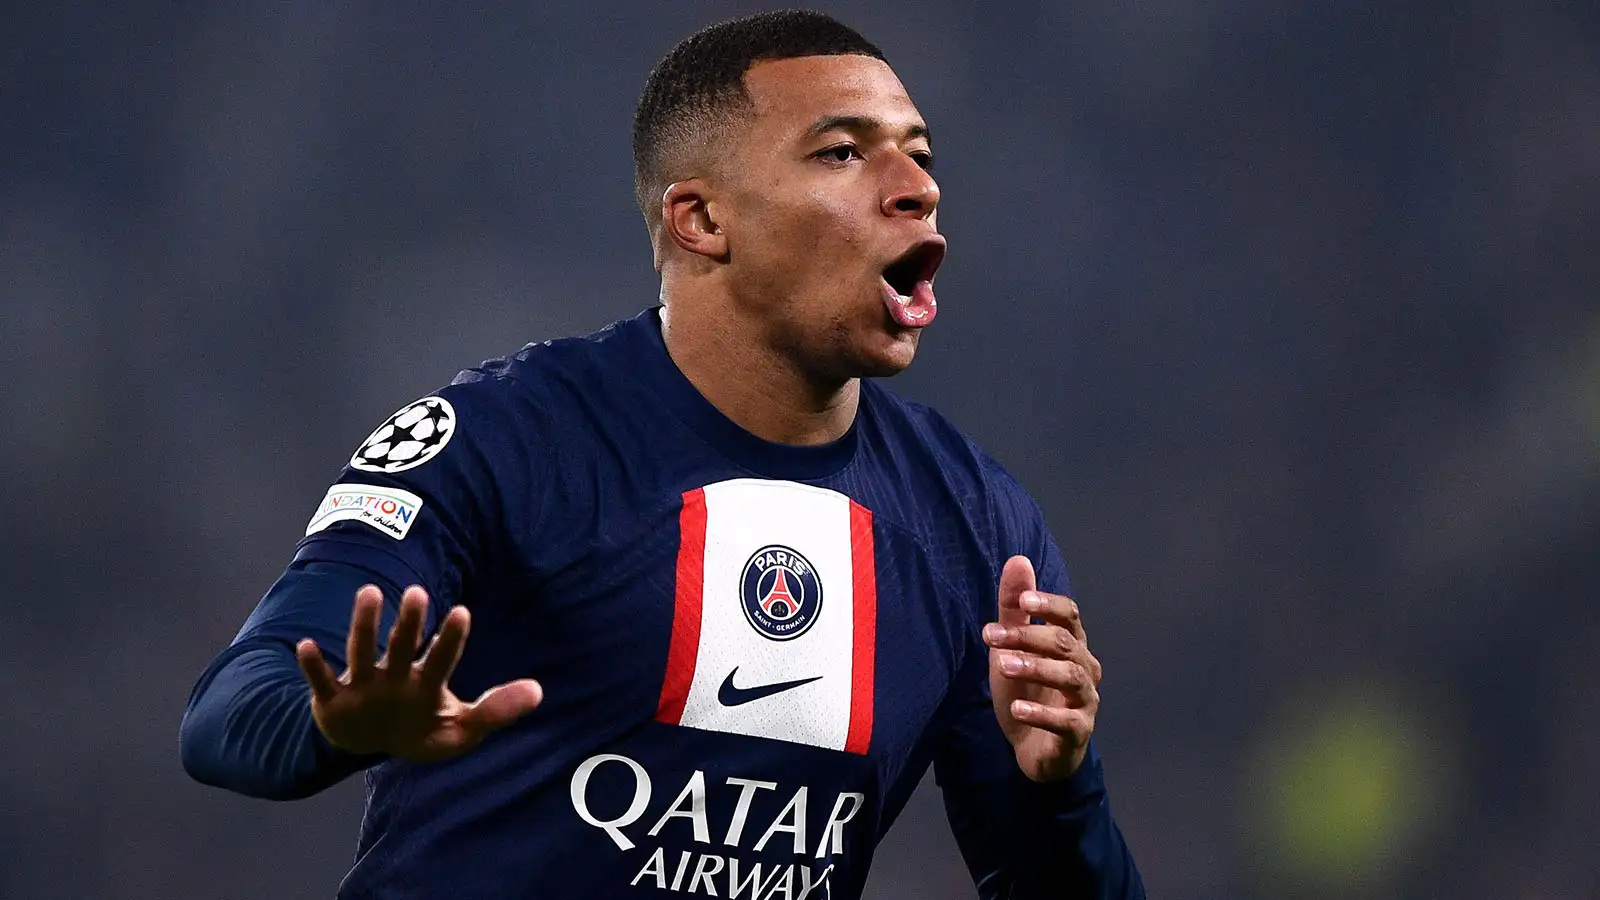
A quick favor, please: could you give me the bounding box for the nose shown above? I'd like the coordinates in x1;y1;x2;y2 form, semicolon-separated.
881;155;939;220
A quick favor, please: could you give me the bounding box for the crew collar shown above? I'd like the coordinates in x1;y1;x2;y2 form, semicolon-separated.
617;307;861;480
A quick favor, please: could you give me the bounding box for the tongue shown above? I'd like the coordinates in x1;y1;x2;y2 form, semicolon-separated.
885;279;938;328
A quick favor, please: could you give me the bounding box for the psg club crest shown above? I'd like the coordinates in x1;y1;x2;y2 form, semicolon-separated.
350;396;457;474
740;544;823;641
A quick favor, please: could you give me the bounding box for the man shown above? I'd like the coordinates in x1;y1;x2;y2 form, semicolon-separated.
181;10;1145;899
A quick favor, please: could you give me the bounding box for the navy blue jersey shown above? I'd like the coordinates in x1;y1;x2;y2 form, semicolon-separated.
182;308;1142;899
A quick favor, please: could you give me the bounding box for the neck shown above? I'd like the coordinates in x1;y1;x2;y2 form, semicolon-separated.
659;293;859;447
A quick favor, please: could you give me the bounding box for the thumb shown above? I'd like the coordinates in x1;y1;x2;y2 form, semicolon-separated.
460;678;544;736
997;555;1037;628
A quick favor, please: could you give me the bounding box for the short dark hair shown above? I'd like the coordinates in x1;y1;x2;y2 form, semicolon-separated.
631;10;886;234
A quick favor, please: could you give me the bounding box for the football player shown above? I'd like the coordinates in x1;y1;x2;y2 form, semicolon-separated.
182;11;1145;898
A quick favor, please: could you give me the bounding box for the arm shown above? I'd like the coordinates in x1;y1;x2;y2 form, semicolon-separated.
935;670;1143;899
936;583;1144;900
179;560;404;799
937;457;1144;897
180;381;543;798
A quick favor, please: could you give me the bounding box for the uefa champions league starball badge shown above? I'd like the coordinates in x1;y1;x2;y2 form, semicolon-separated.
350;396;457;474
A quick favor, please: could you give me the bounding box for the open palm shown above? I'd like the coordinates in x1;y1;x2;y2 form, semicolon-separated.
295;584;543;763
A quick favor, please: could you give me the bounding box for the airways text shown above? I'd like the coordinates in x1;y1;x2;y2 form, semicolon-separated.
570;753;865;897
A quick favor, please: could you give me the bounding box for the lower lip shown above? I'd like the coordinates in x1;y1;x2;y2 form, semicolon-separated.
880;277;938;329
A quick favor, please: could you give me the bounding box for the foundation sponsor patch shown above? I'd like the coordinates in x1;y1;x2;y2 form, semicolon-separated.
305;483;424;540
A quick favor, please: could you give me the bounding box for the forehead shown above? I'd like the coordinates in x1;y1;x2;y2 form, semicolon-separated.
741;55;924;136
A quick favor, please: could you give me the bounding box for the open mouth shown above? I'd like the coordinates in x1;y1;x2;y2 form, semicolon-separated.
881;238;947;299
879;237;946;328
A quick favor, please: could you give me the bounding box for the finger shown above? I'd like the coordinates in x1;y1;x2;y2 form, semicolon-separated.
1010;697;1096;737
1019;590;1086;642
345;585;384;683
459;679;544;737
996;652;1098;704
996;555;1036;629
418;606;471;694
296;639;341;703
1084;647;1103;684
382;586;430;675
995;627;1103;684
983;621;1082;661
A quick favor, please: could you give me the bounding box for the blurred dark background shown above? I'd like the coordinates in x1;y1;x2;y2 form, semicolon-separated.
3;2;1596;898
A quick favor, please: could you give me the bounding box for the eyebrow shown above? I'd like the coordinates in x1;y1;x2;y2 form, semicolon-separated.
803;114;932;144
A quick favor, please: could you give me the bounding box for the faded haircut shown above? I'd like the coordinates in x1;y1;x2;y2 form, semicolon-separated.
631;10;886;239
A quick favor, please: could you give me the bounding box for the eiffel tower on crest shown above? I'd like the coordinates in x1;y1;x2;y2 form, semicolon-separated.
761;568;799;620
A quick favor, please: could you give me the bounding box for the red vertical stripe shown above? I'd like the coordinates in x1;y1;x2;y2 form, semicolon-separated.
655;488;707;724
844;500;877;754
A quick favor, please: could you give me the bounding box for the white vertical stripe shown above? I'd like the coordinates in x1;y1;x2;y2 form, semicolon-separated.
677;479;858;751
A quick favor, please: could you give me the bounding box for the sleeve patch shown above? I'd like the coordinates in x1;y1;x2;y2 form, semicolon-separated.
306;484;425;540
350;396;457;473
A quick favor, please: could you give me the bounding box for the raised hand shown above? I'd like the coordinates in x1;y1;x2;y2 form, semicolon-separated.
294;585;543;763
982;555;1103;782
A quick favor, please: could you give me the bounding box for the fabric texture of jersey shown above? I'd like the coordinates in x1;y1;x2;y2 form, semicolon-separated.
192;308;1141;899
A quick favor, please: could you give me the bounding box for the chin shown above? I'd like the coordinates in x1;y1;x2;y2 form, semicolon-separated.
852;330;921;378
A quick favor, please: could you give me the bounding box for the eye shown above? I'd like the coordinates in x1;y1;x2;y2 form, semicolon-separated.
815;144;862;165
910;150;935;171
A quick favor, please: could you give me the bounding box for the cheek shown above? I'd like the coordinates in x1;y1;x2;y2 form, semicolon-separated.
797;194;871;272
810;190;869;240
742;184;873;296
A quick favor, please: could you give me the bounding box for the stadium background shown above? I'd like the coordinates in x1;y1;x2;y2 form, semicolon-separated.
3;2;1596;898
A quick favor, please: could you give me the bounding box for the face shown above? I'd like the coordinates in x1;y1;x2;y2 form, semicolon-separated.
713;55;944;380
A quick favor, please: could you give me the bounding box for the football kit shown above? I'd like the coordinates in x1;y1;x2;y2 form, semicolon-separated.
182;308;1144;899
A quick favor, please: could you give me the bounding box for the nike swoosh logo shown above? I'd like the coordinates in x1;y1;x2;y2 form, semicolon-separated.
717;667;823;707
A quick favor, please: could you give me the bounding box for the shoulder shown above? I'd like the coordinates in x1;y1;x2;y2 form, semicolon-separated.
460;315;637;390
430;315;642;428
861;381;1040;513
861;382;1055;564
858;382;1065;598
347;317;634;477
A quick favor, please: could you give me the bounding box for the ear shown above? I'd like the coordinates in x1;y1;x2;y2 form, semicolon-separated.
660;179;728;262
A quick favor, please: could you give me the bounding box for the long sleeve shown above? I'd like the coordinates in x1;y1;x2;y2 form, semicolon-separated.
182;379;531;800
938;454;1144;897
934;653;1145;899
179;560;411;800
